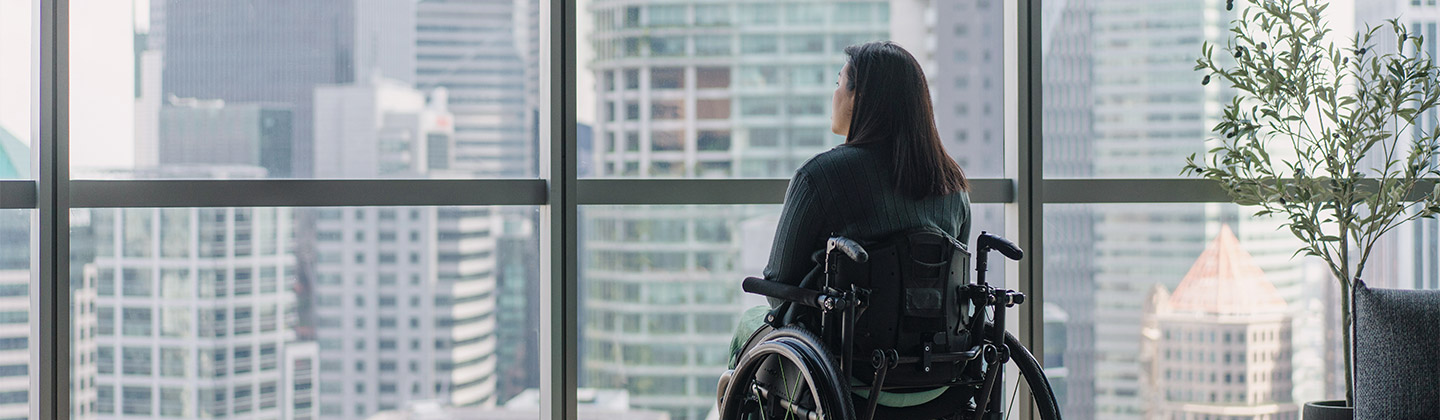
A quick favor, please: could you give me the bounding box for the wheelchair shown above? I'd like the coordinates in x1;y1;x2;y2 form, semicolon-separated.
717;230;1061;420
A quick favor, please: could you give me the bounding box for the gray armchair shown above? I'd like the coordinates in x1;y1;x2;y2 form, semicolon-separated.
1354;280;1440;419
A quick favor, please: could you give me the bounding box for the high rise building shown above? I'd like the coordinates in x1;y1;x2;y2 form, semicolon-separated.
416;3;542;403
1142;226;1298;420
415;0;531;177
583;2;888;418
85;167;315;419
310;79;503;417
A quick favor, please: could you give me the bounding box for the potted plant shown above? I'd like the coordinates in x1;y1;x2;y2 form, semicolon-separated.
1184;0;1440;417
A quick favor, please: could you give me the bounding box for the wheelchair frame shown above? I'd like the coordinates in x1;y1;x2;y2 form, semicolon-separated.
722;232;1061;420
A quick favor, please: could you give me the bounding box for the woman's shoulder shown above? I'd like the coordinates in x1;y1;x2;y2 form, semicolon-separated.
797;144;877;175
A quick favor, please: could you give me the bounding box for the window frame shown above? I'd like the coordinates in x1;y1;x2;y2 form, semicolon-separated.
4;0;1249;419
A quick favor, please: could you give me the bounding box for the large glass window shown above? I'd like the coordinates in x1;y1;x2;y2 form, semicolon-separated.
579;0;1003;180
73;206;540;419
1036;2;1421;419
70;0;542;180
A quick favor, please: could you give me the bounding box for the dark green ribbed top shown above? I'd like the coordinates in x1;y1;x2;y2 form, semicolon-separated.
762;144;972;296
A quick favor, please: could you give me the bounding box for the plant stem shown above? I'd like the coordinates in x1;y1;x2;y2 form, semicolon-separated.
1339;213;1354;406
1340;277;1354;406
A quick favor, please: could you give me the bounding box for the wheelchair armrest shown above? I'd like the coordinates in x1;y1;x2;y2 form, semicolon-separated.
743;277;824;309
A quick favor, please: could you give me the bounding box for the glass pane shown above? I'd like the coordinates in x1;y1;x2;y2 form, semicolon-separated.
579;204;1005;419
0;0;34;179
72;205;540;419
578;0;1004;179
0;210;31;419
70;0;541;179
1041;203;1391;419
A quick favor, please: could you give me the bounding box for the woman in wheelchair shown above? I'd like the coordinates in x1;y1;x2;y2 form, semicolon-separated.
717;42;1060;420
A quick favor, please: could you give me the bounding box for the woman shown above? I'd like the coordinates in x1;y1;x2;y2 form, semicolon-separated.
724;40;971;407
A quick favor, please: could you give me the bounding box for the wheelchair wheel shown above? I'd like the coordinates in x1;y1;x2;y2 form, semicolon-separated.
851;330;1061;420
719;326;855;420
1005;330;1062;420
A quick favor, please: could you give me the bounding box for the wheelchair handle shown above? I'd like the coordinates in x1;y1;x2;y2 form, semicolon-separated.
827;237;869;263
743;277;826;309
977;232;1023;261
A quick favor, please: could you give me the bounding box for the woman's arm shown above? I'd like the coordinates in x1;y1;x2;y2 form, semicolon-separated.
761;172;828;306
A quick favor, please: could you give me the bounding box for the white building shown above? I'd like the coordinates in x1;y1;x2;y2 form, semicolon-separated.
86;181;316;419
1142;225;1298;420
311;80;502;418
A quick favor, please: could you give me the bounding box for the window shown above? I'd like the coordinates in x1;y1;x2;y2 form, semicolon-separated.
648;5;687;27
741;35;779;54
696;100;731;120
122;347;152;376
695;35;731;56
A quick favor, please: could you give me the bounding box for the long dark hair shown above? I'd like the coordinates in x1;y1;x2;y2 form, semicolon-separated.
842;41;968;198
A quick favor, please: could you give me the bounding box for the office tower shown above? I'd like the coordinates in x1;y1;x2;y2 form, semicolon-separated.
1142;226;1298;420
85;167;315;419
416;0;531;177
158;98;295;177
584;2;888;418
416;3;541;403
311;80;503;416
160;0;416;178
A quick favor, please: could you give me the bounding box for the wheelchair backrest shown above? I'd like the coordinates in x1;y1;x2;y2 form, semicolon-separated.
829;228;973;387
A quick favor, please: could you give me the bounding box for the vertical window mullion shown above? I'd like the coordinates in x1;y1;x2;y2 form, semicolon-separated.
36;1;72;420
540;0;579;419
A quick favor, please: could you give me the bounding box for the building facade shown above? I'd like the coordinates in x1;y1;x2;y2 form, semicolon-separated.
1142;226;1298;420
310;80;502;417
86;187;315;419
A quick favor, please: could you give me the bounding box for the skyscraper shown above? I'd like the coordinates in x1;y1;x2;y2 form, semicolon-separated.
310;79;503;417
1142;226;1298;420
415;0;531;177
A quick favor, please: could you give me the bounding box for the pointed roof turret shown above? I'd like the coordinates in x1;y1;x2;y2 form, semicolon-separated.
1168;224;1288;314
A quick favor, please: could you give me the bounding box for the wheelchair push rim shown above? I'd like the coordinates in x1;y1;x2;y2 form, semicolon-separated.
720;330;855;420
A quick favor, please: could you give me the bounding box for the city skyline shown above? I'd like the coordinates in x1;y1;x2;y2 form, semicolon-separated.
7;1;1440;420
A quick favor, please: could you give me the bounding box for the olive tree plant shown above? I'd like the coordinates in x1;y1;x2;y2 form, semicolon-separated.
1184;0;1440;404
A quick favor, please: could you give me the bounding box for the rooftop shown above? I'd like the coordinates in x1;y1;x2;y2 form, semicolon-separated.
1167;224;1288;315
